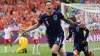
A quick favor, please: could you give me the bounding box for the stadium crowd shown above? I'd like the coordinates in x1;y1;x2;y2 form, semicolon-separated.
0;0;61;30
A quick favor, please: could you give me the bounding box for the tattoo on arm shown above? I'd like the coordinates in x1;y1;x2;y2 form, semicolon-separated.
25;23;40;33
62;18;75;25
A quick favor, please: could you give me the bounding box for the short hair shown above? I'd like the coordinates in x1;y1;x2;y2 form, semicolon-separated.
70;15;76;22
72;15;76;19
45;0;52;5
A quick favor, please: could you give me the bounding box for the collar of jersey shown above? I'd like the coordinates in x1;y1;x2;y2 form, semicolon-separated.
46;10;54;16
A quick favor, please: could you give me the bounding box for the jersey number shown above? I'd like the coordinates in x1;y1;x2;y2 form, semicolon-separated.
46;21;49;26
76;27;79;32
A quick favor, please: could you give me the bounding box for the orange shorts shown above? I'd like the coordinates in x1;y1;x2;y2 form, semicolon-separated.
33;39;40;45
4;39;11;44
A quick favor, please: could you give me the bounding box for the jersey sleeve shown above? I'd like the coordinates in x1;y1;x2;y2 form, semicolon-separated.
19;38;21;44
58;12;64;19
68;27;72;38
38;15;44;24
82;28;89;40
9;27;12;32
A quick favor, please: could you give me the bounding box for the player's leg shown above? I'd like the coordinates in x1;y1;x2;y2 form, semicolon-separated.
32;44;36;54
81;42;89;56
73;50;79;56
82;43;94;56
51;44;59;56
66;52;74;56
4;39;8;53
66;51;79;56
36;44;40;55
35;39;40;55
23;48;27;53
58;47;66;56
48;39;57;56
22;45;28;53
32;40;37;54
66;44;80;56
25;49;27;53
51;44;66;56
73;44;81;56
9;39;14;52
16;47;24;53
51;36;66;56
32;39;40;55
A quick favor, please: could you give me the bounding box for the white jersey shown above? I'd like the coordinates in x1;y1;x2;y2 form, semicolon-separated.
31;28;41;39
4;27;12;39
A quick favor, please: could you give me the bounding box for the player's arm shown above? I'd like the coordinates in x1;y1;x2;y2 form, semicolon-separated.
32;32;34;40
21;23;40;33
19;38;22;46
38;31;41;39
81;28;89;44
59;12;80;27
66;27;72;40
62;17;86;28
84;28;89;40
58;11;75;25
9;27;13;38
13;37;19;44
62;17;76;26
25;38;28;44
10;32;13;38
21;14;44;33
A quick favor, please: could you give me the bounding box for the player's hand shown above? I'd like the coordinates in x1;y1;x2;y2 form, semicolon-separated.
66;37;69;40
19;28;27;34
78;24;86;28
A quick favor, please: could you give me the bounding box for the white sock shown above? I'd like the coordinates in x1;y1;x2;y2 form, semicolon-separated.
4;46;7;52
11;46;14;52
36;44;40;54
32;45;36;54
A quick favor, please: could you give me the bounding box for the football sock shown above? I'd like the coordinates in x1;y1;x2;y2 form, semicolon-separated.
36;44;40;54
11;46;14;52
52;53;57;56
4;46;7;52
66;52;74;56
32;45;36;54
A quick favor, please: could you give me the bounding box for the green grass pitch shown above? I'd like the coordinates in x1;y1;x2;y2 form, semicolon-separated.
0;42;100;56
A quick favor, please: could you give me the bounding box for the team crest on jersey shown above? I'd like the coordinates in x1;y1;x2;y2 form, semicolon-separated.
53;15;57;20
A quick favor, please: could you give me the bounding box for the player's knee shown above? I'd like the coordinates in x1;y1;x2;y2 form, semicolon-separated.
58;51;66;56
73;50;79;56
61;53;66;56
16;50;19;53
58;49;66;56
4;43;7;45
64;53;66;56
51;49;57;53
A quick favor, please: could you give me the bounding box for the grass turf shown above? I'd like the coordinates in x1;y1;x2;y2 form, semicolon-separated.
0;42;100;56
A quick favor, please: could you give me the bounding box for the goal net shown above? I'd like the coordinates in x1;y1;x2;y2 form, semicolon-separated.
61;3;100;42
61;3;100;55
